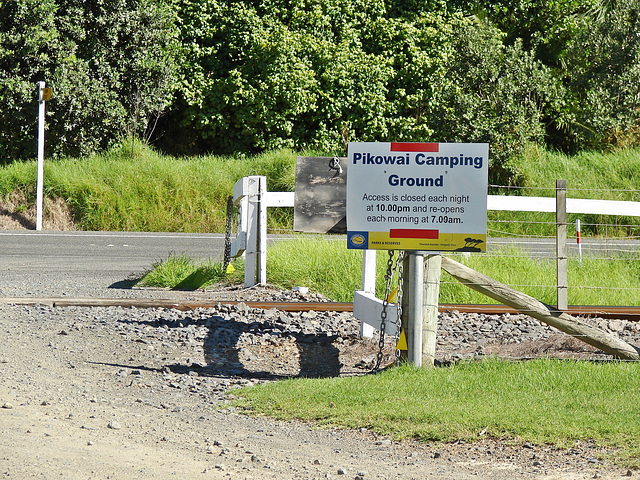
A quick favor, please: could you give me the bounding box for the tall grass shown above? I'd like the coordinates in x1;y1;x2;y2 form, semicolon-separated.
517;144;640;199
0;139;298;232
490;144;640;237
264;238;640;305
137;254;228;290
0;139;639;236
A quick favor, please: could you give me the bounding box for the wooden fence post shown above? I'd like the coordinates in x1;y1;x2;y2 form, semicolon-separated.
422;254;441;367
556;179;568;310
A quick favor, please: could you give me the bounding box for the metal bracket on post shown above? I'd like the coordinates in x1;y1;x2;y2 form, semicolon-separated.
229;176;264;287
407;252;424;367
229;175;295;287
353;249;402;338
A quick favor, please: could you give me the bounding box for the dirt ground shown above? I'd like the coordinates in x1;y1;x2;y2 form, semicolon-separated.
0;297;635;480
0;198;636;479
0;192;77;231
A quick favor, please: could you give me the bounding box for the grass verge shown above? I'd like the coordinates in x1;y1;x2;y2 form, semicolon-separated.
136;238;640;306
1;140;639;236
233;359;640;467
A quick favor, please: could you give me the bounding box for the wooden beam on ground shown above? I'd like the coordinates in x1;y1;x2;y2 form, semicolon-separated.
440;256;640;361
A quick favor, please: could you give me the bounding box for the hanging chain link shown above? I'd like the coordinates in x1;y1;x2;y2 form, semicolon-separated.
393;251;405;365
223;195;234;272
373;250;404;372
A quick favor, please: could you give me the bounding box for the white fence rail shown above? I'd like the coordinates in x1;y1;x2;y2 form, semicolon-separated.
229;176;640;337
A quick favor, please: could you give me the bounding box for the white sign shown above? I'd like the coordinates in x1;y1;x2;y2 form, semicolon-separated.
346;142;489;251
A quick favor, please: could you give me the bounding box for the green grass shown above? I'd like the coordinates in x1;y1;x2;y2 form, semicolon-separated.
234;359;640;466
0;138;298;232
1;139;639;237
136;238;640;306
137;253;229;290
266;238;640;305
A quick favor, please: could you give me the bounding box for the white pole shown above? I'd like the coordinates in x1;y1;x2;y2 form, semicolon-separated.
36;81;46;231
256;176;267;285
407;252;424;367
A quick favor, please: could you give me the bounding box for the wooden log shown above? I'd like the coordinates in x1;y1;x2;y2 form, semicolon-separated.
422;254;442;367
440;256;640;360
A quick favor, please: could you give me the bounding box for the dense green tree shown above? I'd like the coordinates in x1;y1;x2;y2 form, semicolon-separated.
0;0;181;160
560;0;640;150
3;0;637;178
0;0;61;159
173;0;554;183
434;19;560;183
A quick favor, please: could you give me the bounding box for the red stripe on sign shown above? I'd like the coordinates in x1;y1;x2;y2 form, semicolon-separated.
390;229;439;239
390;142;439;152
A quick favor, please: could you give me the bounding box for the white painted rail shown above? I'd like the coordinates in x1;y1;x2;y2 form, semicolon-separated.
488;195;640;216
229;176;639;336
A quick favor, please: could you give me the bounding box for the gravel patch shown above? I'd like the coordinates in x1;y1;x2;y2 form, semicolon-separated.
1;286;638;479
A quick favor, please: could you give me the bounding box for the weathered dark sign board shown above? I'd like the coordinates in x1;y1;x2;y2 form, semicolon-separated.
293;156;347;233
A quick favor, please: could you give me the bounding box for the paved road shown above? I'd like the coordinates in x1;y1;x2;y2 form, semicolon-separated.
0;231;230;298
1;230;637;299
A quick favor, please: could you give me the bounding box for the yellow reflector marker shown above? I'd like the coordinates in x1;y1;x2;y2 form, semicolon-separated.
396;330;407;351
386;286;399;304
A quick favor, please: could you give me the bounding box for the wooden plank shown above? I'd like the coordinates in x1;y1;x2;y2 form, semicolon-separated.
440;256;640;360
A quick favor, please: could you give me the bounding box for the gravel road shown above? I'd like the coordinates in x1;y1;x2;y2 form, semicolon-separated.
1;283;637;479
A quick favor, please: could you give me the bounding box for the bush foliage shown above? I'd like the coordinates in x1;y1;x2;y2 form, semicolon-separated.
2;0;639;184
0;0;181;160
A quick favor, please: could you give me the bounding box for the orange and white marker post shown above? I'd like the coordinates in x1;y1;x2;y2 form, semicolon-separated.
576;219;582;261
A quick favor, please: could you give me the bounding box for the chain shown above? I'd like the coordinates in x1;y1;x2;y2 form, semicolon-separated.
373;250;406;372
374;250;396;371
223;195;233;272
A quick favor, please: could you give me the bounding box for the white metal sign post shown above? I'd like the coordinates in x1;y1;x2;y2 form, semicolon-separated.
346;142;489;367
36;81;51;231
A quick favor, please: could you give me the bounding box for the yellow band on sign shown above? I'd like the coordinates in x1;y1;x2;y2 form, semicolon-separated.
366;232;486;252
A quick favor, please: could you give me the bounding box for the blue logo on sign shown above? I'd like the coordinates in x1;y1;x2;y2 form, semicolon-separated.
347;232;368;249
